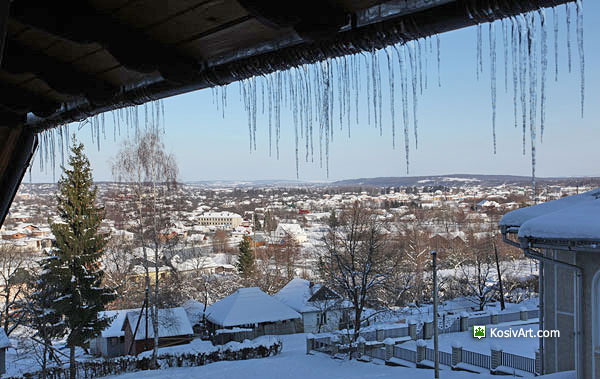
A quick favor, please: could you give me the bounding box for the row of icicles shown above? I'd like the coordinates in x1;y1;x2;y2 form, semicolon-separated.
34;2;584;187
33;100;165;181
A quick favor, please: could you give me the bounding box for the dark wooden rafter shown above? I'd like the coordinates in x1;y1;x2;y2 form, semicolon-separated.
9;0;200;83
0;82;60;117
2;41;118;106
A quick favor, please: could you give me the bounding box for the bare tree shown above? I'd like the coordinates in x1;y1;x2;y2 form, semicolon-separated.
318;202;397;350
111;130;178;367
0;244;33;335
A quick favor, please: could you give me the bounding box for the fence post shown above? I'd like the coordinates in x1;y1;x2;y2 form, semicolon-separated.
451;341;462;369
408;321;417;340
416;339;427;366
490;310;498;325
423;320;433;339
357;336;366;356
535;349;542;375
490;346;503;373
460;312;469;332
520;307;528;321
384;338;394;362
306;334;314;354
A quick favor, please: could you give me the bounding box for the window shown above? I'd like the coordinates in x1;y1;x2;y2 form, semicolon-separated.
320;312;327;324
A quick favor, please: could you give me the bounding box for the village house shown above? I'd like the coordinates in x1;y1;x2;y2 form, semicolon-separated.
205;287;301;336
274;278;351;333
0;328;9;375
121;307;194;355
89;309;137;358
272;223;307;244
500;188;600;379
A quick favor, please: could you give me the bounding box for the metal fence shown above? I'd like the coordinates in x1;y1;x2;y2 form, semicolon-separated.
498;312;521;323
393;346;416;362
468;315;490;327
502;351;536;373
527;309;539;319
367;347;386;360
462;349;491;369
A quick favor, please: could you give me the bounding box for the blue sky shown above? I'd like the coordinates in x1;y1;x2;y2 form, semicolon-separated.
30;2;600;183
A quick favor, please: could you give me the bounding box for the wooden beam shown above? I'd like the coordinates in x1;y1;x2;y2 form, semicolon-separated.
9;0;199;83
0;126;36;228
0;82;60;116
2;41;117;105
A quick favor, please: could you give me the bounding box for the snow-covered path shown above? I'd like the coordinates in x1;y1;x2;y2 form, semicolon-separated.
107;334;497;379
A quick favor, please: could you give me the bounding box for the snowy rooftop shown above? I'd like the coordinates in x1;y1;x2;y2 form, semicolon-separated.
206;287;301;327
500;188;600;242
124;307;193;340
183;299;206;326
274;278;322;313
99;308;140;338
0;328;10;349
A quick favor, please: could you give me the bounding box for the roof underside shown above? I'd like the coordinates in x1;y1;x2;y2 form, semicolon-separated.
0;0;573;227
0;0;572;132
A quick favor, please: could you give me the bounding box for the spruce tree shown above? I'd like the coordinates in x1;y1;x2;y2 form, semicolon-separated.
47;139;116;378
236;236;255;278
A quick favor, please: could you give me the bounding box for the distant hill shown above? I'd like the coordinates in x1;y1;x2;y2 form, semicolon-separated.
331;174;600;187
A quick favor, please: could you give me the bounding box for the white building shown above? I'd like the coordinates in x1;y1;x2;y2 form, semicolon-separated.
197;211;242;229
273;223;307;244
274;278;351;333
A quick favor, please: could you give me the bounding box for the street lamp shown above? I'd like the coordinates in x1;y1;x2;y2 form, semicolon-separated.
431;249;439;379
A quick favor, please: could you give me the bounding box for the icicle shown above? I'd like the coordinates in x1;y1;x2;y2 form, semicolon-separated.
408;42;419;150
518;15;528;155
386;48;395;149
436;35;441;87
576;0;584;118
566;3;572;73
502;19;509;93
418;39;423;95
540;10;548;142
395;44;410;173
528;13;538;200
553;7;559;81
476;24;483;80
511;18;519;130
365;54;371;126
489;22;497;154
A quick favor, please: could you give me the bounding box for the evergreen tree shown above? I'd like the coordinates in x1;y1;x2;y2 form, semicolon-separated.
236;236;255;278
47;139;116;378
27;264;67;378
328;209;338;228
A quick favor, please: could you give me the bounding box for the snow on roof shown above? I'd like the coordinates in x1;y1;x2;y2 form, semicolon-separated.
206;287;301;327
500;189;600;241
0;328;10;349
99;308;140;338
274;278;321;313
124;307;193;340
183;299;206;326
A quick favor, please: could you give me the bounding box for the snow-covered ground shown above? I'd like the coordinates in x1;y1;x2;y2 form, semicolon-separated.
106;333;496;379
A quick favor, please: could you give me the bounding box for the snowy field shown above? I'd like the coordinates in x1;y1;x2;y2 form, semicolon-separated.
103;332;571;379
106;333;495;379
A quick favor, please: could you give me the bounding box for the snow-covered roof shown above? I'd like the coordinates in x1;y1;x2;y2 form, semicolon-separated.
206;287;301;327
500;188;600;242
124;307;193;340
274;278;350;314
99;308;140;338
183;299;206;326
274;278;322;313
0;328;10;349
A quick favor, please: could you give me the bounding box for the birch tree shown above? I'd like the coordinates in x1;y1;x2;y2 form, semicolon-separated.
111;131;177;367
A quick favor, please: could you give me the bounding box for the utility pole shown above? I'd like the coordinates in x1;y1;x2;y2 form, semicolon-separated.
431;249;439;379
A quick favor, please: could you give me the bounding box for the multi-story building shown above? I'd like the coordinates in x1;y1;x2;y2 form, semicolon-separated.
197;211;242;228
